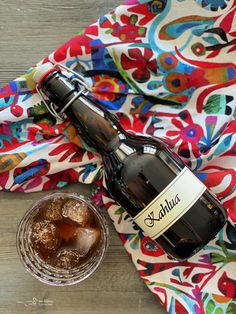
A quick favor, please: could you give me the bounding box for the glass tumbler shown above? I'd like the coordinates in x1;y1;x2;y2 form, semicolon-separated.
16;192;109;286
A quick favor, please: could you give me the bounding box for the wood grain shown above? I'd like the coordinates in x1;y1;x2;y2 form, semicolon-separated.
0;1;165;314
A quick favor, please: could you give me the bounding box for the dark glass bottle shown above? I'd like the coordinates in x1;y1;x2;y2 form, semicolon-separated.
34;64;227;260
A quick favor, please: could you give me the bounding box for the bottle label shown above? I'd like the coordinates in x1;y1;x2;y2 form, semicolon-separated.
133;167;206;239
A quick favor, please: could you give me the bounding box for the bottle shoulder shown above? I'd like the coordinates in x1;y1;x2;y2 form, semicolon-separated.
105;135;183;168
104;136;183;181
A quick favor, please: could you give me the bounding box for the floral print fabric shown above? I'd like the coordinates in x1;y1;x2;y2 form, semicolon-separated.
0;0;236;313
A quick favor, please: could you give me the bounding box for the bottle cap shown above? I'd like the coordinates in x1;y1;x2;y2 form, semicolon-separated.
33;62;58;85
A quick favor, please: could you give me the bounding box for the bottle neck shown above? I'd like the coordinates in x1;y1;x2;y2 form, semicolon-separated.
41;71;122;153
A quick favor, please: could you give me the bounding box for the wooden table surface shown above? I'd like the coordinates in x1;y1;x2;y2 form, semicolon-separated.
0;1;165;313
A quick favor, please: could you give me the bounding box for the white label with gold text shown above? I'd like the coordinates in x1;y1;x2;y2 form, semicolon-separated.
133;167;206;239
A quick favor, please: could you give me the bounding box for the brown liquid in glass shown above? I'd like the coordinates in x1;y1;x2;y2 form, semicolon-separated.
30;196;102;270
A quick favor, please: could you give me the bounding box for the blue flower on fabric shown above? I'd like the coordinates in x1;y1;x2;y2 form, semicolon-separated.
79;163;97;181
194;0;230;11
130;96;154;114
198;116;231;156
147;0;168;14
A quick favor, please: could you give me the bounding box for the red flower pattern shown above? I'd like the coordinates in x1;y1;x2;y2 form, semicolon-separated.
166;110;204;158
121;48;157;83
49;24;98;63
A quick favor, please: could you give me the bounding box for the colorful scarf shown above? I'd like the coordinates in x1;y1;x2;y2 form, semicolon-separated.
0;0;236;313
